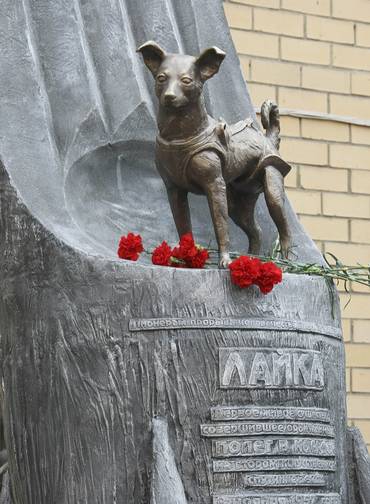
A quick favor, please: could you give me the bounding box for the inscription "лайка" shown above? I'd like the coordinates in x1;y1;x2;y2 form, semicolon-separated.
219;347;324;390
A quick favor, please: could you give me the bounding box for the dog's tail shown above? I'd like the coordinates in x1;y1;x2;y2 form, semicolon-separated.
261;99;281;150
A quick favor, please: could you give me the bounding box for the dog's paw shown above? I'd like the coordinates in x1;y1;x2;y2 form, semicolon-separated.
219;253;232;269
280;236;295;260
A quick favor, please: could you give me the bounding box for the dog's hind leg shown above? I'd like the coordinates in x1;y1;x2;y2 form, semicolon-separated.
228;188;261;255
166;186;192;238
263;165;291;257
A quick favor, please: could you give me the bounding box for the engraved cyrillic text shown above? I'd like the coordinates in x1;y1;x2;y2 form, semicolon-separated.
213;457;336;473
213;437;336;458
211;406;331;423
201;421;334;438
213;494;341;504
219;348;324;390
242;472;325;487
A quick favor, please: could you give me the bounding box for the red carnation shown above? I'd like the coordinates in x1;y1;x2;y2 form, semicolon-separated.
256;261;283;294
172;233;196;262
188;247;209;269
117;232;144;261
229;256;262;288
152;241;173;266
171;233;209;269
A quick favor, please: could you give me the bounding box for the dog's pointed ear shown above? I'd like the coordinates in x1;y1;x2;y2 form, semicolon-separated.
137;41;166;77
195;47;226;81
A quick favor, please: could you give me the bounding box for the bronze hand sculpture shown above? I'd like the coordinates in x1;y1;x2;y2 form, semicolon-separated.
137;41;292;268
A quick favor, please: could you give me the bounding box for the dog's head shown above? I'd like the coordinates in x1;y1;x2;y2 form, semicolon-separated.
137;41;225;109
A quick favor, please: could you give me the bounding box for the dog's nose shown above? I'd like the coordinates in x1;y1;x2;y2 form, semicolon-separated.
164;92;177;104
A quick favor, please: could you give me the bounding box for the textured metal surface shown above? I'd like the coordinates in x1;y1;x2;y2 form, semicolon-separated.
0;0;321;263
0;161;349;503
0;0;366;502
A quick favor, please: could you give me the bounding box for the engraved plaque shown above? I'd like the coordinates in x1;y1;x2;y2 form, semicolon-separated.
242;472;326;487
212;438;336;458
201;421;334;438
211;406;331;423
213;494;341;504
219;348;324;390
129;317;342;339
213;457;336;473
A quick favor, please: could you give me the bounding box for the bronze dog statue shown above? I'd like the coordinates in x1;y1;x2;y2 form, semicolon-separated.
138;41;292;268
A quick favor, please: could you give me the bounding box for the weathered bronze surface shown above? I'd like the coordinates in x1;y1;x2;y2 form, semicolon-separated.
138;41;292;267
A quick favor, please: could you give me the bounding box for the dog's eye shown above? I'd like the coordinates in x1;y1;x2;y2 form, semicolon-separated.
157;74;167;83
181;77;193;85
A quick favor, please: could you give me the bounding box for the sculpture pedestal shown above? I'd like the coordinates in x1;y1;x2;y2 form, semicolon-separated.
1;164;354;503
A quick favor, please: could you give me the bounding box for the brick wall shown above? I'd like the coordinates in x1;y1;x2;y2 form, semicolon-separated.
224;0;370;448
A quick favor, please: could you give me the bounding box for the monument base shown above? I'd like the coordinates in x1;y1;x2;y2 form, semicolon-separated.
1;162;370;504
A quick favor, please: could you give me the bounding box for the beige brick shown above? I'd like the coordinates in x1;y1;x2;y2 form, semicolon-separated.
231;30;279;58
249;82;276;106
239;56;251;81
224;3;252;30
330;144;370;170
333;44;370;71
333;0;370;23
254;8;304;37
230;0;279;8
352;219;370;245
280;116;300;137
351;282;370;294
302;66;351;94
350;282;370;294
329;242;370;265
299;215;348;241
352;125;370;145
279;87;328;113
342;319;352;342
281;37;330;65
285;167;298;188
280;138;328;165
353;420;370;443
346;345;370;368
307;15;355;44
352;171;370;195
330;94;370;120
282;0;330;16
302;119;350;142
323;193;370;218
348;394;370;419
286;189;321;215
300;166;348;192
340;294;370;319
352;73;370;97
352;369;370;391
357;23;370;47
251;59;301;87
353;320;370;343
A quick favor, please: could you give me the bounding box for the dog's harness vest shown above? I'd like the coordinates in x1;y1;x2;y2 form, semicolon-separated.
156;118;290;190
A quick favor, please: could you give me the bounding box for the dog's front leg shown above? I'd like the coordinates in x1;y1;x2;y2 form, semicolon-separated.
190;151;231;268
206;179;231;268
166;186;192;238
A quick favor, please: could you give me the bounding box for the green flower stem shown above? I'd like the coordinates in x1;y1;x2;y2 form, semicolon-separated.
144;245;370;289
206;248;370;288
